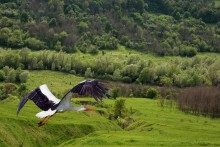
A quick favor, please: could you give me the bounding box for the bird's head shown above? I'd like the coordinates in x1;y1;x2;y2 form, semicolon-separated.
84;107;95;111
77;106;95;111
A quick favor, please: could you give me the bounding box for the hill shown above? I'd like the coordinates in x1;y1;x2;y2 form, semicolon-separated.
0;71;220;146
0;0;220;56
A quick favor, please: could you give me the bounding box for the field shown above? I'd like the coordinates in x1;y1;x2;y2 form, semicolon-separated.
216;0;220;7
0;71;220;146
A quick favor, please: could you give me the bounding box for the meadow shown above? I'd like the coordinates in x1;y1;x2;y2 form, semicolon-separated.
216;0;220;7
0;71;220;147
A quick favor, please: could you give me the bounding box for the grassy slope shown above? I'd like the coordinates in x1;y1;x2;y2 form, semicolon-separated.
60;98;220;146
216;0;220;7
0;71;220;146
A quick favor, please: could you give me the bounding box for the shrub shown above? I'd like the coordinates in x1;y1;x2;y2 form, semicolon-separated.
94;34;118;50
0;83;17;100
179;45;198;57
19;71;29;83
145;87;160;99
122;76;132;83
114;99;126;118
84;67;94;78
110;87;121;99
25;37;46;50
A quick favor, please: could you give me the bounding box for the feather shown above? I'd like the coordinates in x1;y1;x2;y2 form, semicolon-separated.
36;109;57;118
61;80;110;102
17;84;60;115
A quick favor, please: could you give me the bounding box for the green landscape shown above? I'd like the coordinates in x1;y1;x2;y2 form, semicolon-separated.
0;0;220;146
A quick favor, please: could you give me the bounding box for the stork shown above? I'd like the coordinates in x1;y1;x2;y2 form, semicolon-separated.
16;80;110;126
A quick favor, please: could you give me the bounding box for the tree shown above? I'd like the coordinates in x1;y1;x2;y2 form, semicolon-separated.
0;83;17;100
6;69;16;83
37;60;44;70
121;64;139;81
20;12;29;23
54;41;63;51
51;62;56;70
25;38;46;50
78;22;89;33
85;67;94;78
139;67;157;84
0;27;11;45
19;48;31;68
19;71;29;83
49;18;57;27
113;69;122;81
0;70;5;81
3;66;10;77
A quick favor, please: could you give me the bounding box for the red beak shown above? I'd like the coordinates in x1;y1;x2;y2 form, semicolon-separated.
85;108;95;111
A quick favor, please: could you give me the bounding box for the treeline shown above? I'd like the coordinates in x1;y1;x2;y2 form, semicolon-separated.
0;0;220;56
146;0;220;23
0;66;29;83
1;48;220;87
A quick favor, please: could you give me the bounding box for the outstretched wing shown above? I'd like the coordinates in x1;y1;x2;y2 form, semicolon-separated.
61;80;110;101
17;84;60;116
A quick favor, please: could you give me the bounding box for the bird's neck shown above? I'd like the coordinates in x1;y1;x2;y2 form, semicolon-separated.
71;105;85;111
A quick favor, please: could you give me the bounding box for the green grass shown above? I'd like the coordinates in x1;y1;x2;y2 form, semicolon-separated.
1;71;220;146
215;0;220;7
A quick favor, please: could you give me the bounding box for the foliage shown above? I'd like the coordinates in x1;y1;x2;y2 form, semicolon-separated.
0;0;219;55
0;83;17;100
110;87;121;99
1;49;220;87
113;99;126;119
145;87;160;99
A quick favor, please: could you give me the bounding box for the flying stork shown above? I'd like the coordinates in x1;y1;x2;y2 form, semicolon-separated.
16;80;110;126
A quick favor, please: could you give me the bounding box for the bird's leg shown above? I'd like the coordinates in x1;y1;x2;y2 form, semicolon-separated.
38;116;52;127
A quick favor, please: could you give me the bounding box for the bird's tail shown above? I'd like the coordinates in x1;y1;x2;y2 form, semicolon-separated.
36;109;57;118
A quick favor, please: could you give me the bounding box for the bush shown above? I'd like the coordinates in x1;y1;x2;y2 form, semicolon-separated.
25;37;46;50
145;87;160;99
122;76;132;83
179;45;198;57
114;99;126;119
94;34;118;50
110;87;121;99
0;83;17;100
19;71;29;83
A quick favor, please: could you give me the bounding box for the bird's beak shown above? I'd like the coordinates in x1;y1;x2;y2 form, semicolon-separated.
85;108;95;111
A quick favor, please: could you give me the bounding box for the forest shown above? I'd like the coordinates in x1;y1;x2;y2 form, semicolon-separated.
0;0;220;55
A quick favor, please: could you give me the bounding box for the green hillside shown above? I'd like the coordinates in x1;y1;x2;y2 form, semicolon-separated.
0;0;220;55
1;0;220;146
0;71;220;147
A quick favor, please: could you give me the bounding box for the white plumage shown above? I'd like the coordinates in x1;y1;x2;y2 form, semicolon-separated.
17;80;110;126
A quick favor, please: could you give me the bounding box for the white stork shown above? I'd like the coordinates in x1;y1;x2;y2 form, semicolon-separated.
17;80;110;126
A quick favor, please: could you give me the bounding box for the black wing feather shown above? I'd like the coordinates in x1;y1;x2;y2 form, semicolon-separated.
62;80;110;101
17;87;58;116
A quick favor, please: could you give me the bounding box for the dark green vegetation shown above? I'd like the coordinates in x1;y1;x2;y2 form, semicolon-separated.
0;71;220;147
0;0;220;56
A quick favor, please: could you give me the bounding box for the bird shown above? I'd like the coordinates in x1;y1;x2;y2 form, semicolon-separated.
16;79;110;126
